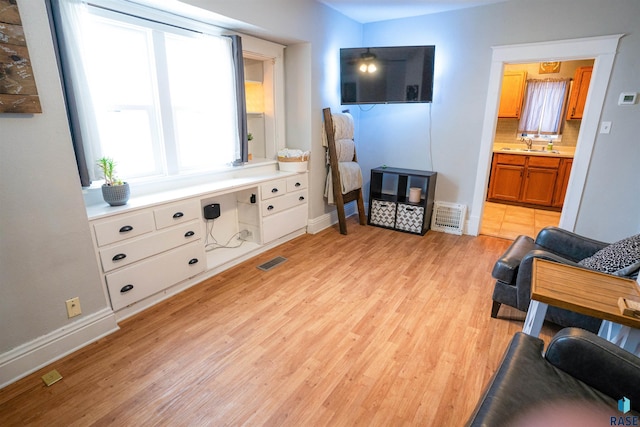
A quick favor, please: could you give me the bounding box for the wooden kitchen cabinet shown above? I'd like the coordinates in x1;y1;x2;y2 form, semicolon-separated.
488;153;569;209
520;156;560;206
553;158;573;207
498;71;527;118
487;154;525;202
566;66;592;120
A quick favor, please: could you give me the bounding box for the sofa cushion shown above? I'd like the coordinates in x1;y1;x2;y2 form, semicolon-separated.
466;332;622;426
577;233;640;277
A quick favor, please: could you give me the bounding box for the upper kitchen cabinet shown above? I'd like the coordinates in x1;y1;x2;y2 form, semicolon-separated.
498;70;527;118
566;66;592;120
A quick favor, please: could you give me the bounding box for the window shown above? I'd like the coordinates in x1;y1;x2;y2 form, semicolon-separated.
52;0;245;184
518;79;570;138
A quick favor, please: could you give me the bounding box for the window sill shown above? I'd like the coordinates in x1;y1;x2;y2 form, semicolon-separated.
83;158;278;209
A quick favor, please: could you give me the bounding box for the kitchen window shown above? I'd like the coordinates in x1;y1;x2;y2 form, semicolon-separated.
518;79;570;138
49;0;247;186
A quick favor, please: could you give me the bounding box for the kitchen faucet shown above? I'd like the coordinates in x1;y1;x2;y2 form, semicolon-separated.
520;137;533;150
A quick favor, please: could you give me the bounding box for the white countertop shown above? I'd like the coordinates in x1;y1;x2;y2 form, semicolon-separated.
493;143;575;158
86;170;299;220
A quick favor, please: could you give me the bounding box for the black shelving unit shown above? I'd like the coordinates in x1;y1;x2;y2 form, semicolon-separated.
368;166;437;235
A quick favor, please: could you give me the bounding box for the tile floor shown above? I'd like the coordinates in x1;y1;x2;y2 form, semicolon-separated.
480;201;561;240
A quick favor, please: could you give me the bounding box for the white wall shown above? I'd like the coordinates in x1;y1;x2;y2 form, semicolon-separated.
358;0;640;241
0;0;117;385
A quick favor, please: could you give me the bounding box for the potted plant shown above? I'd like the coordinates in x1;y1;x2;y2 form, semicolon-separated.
97;157;130;206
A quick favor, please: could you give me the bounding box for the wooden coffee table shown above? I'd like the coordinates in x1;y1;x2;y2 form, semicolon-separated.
523;258;640;355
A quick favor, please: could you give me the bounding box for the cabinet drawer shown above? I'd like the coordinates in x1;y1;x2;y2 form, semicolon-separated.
154;200;200;230
262;190;308;217
286;174;308;192
99;220;202;273
370;199;396;228
528;156;560;168
262;204;308;243
494;153;526;166
396;204;425;234
105;241;205;311
93;211;155;247
261;179;287;200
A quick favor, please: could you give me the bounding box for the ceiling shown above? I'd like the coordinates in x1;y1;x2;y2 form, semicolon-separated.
318;0;509;23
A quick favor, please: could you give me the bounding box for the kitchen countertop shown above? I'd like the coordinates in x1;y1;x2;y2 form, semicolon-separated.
493;142;575;158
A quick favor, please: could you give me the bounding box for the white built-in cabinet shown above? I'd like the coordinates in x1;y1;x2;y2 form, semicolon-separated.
88;171;307;319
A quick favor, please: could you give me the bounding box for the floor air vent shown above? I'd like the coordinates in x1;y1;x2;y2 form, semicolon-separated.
431;202;466;235
257;256;288;271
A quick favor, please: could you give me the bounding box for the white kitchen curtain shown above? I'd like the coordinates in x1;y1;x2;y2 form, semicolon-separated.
518;79;569;135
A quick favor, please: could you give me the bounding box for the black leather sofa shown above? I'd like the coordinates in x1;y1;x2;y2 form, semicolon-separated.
491;226;607;332
466;328;640;426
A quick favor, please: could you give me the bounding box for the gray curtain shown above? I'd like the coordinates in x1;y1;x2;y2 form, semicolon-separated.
45;0;91;187
229;35;248;164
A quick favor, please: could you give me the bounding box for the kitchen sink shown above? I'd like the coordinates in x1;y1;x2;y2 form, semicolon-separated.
500;147;560;154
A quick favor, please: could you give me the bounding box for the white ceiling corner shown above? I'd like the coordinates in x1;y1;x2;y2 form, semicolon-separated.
318;0;510;23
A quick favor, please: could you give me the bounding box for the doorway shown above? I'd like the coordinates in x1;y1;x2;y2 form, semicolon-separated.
468;34;622;236
480;59;593;240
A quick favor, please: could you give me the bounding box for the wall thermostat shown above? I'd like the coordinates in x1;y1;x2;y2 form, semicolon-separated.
618;92;637;105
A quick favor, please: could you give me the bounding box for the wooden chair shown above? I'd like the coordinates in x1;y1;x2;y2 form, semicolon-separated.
322;107;366;235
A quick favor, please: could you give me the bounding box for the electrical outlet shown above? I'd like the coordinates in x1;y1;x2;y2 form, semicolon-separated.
65;297;82;318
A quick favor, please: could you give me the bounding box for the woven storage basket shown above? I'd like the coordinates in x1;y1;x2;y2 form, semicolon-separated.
278;155;308;172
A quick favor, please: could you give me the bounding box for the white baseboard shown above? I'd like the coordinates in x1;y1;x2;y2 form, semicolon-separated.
306;202;359;234
0;308;119;389
310;202;476;237
466;215;480;236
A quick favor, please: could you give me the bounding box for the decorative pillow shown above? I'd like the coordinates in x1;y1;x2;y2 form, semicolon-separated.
578;233;640;276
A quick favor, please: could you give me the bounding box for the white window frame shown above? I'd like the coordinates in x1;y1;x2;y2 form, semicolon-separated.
80;3;241;182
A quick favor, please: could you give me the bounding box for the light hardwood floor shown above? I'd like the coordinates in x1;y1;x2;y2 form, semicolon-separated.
0;219;560;426
480;202;561;240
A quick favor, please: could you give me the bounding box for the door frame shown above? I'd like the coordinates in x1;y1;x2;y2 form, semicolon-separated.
468;34;623;235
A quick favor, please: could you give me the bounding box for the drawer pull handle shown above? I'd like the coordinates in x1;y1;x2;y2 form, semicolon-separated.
120;284;134;293
173;212;184;219
119;225;133;233
188;258;199;265
405;207;415;212
295;182;301;187
184;231;195;237
267;205;274;210
112;253;127;261
271;188;278;193
299;196;305;201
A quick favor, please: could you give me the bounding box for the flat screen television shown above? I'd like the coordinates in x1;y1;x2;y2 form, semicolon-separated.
340;45;435;105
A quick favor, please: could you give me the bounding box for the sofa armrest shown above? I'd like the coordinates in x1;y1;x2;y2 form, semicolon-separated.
515;250;581;311
545;328;640;412
535;227;609;262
